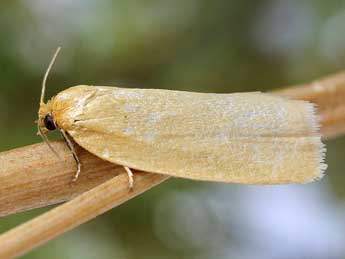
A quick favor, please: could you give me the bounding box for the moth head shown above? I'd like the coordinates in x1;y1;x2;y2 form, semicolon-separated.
38;101;57;133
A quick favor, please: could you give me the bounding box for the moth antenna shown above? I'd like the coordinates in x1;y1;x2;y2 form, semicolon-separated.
37;124;62;160
41;47;61;104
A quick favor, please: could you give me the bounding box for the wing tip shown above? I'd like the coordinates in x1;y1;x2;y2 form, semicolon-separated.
303;101;328;183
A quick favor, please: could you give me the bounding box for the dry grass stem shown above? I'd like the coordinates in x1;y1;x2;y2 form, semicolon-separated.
0;172;168;258
0;71;344;258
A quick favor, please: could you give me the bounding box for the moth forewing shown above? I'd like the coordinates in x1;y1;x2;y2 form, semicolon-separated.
46;85;326;184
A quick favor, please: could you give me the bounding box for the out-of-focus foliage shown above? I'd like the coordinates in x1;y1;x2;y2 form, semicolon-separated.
0;1;344;258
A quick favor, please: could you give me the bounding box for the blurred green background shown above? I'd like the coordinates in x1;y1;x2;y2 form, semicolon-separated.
1;1;345;258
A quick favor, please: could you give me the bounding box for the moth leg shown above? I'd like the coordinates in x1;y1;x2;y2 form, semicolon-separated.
123;166;134;190
60;129;81;183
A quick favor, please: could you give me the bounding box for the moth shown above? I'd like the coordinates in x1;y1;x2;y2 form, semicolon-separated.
37;48;327;188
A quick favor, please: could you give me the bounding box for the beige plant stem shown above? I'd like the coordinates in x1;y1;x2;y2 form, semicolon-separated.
0;172;168;258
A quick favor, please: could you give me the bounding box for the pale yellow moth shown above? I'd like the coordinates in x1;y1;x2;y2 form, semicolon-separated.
37;48;327;187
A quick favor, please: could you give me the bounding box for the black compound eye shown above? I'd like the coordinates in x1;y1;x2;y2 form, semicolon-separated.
44;114;56;131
